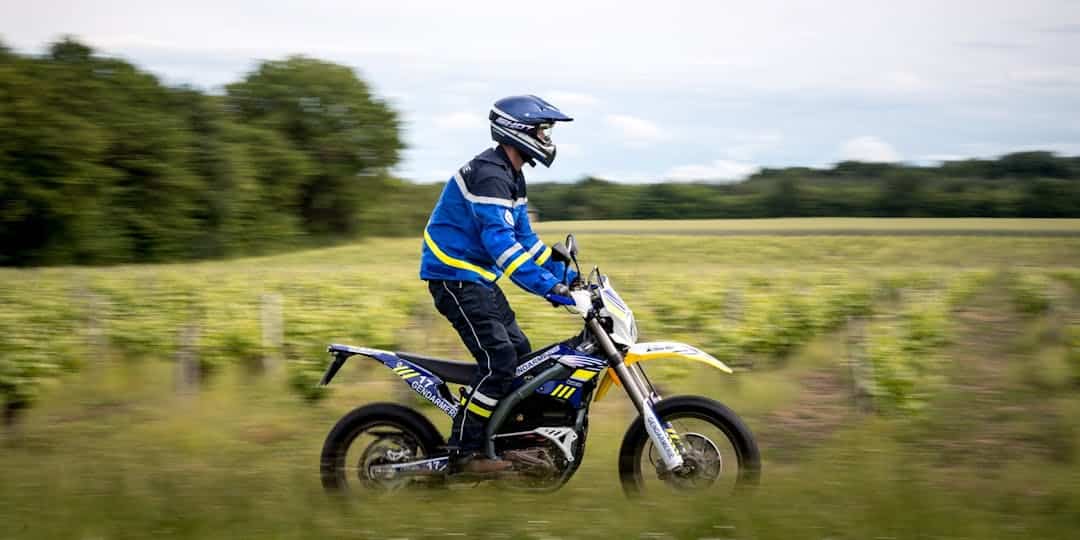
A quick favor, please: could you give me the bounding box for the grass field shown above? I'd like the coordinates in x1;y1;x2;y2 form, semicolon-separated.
2;219;1079;539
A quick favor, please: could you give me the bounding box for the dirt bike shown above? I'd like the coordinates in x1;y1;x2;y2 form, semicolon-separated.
318;234;760;496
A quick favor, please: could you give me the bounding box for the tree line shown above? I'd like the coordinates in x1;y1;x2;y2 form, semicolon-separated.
3;38;1078;266
1;38;401;266
294;151;1080;241
527;153;1080;221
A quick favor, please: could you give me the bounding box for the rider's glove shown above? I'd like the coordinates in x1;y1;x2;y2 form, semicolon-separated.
545;283;574;307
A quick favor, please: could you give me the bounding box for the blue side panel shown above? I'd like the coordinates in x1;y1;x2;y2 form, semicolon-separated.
512;343;570;378
375;352;460;418
531;347;607;408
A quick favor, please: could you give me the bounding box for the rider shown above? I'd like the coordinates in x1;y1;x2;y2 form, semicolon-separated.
420;95;576;473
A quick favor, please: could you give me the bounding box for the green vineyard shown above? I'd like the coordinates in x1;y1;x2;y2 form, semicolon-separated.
2;221;1079;539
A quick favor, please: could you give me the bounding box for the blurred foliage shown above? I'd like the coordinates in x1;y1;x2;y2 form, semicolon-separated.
528;153;1080;221
1008;272;1054;315
868;298;951;413
1;38;401;266
1068;324;1080;387
2;234;1078;539
0;290;80;411
1;232;1076;412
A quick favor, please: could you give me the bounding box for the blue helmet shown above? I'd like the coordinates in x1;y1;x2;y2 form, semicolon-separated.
489;95;573;167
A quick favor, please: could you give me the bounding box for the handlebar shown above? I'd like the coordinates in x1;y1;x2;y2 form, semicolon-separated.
546;292;576;307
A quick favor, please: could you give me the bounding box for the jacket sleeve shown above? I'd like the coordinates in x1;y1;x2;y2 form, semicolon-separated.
515;203;578;283
468;177;561;297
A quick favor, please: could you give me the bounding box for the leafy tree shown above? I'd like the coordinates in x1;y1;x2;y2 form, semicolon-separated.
876;171;926;217
991;151;1073;179
765;177;801;217
1020;179;1079;217
1;40;118;264
2;40;404;266
226;57;402;236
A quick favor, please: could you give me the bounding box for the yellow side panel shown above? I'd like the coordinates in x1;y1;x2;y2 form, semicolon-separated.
570;369;598;382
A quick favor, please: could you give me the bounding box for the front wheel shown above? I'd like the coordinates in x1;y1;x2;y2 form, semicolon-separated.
618;396;761;497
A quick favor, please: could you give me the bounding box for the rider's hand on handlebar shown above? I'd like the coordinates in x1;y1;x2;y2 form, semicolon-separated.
546;283;573;307
544;283;592;315
569;289;593;315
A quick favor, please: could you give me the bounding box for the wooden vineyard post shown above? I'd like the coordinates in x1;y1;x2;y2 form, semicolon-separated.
176;304;203;396
73;280;110;378
846;316;875;413
86;291;108;368
261;293;283;372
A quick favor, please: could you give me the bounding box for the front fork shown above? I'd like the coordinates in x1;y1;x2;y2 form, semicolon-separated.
587;319;685;472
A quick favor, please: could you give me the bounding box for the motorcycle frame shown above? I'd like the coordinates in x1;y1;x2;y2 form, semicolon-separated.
324;312;686;472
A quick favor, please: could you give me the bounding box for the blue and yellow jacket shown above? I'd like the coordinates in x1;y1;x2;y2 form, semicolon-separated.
420;147;571;297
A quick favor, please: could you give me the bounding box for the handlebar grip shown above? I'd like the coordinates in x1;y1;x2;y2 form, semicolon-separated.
545;293;575;307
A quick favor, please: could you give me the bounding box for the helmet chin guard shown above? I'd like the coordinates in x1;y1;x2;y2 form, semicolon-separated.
489;95;572;168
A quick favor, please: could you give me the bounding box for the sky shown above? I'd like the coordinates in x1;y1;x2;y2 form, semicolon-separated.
3;0;1080;183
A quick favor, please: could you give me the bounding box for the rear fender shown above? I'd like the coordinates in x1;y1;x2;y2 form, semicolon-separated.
323;344;460;418
594;341;734;401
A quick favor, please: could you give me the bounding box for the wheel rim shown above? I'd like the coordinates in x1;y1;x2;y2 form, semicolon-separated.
333;421;427;492
635;412;743;494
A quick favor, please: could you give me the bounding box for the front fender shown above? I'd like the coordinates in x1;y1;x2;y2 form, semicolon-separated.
594;341;734;401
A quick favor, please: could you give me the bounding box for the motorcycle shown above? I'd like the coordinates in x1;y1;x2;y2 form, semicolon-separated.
318;234;760;496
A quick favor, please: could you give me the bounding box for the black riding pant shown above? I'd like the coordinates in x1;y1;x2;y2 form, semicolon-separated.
428;280;531;453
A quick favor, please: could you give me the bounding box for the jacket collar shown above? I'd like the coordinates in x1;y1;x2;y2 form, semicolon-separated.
475;146;524;180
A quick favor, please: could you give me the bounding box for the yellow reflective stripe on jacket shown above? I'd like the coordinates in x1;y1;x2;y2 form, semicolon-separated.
535;245;552;265
424;229;497;281
466;401;492;418
503;251;533;278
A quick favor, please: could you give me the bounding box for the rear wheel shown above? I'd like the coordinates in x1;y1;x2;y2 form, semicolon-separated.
320;403;446;493
618;396;760;497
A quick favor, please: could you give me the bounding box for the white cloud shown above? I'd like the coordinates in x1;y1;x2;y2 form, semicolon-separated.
544;90;599;107
840;136;901;163
882;70;933;93
1007;67;1080;87
433;111;486;131
846;70;935;97
664;160;760;183
605;114;668;145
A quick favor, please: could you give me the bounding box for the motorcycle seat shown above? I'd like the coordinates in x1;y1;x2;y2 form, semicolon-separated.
395;352;476;385
395;340;569;386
